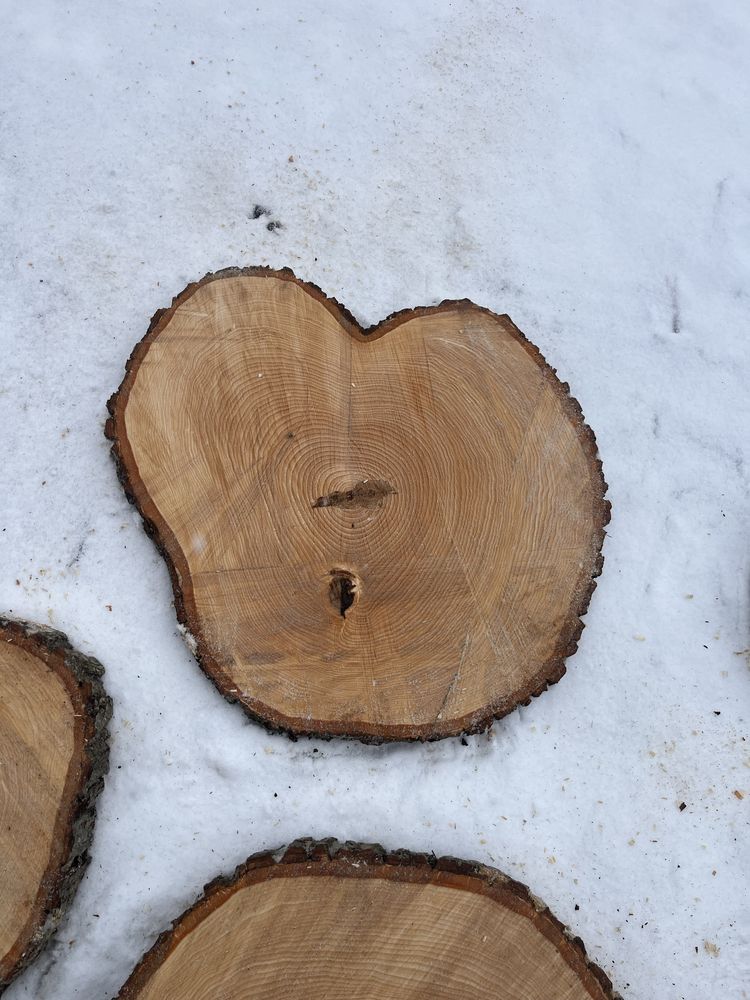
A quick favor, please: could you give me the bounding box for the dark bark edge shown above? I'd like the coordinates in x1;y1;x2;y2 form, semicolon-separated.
105;265;611;743
0;617;112;995
115;837;622;1000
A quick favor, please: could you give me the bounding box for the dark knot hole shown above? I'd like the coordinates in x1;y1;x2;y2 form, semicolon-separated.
329;570;357;618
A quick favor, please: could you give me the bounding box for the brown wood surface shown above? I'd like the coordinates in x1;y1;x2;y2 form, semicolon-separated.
107;267;609;742
0;618;111;994
115;838;621;1000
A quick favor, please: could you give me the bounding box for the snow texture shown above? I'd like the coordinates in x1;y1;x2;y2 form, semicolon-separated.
1;1;748;997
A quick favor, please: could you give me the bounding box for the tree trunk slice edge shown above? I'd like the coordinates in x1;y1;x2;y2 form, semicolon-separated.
0;618;112;994
105;267;610;743
114;838;622;1000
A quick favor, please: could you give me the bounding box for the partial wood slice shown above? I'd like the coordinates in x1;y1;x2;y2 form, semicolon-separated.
0;618;111;994
106;267;609;742
115;838;621;1000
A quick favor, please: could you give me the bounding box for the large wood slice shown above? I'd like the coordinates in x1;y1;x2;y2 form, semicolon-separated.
107;268;609;742
116;838;620;1000
0;618;111;994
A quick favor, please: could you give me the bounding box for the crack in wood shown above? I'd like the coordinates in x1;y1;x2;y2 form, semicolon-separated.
435;633;471;724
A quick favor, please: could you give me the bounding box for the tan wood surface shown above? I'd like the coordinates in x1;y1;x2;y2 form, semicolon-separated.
108;268;608;741
0;619;111;992
116;840;620;1000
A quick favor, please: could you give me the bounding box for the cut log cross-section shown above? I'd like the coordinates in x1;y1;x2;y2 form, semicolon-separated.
116;839;621;1000
0;618;111;995
107;267;609;742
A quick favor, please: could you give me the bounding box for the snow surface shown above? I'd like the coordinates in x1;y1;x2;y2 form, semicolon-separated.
1;1;749;997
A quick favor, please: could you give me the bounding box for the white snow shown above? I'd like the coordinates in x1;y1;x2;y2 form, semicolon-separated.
1;1;748;997
175;622;198;657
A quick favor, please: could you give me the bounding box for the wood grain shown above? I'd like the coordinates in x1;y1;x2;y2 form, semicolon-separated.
0;618;111;994
107;267;609;742
115;839;621;1000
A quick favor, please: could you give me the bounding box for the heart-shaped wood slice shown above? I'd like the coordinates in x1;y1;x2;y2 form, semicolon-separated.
0;618;111;993
115;839;621;1000
106;268;608;742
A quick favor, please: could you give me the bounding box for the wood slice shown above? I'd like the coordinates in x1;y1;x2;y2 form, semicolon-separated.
0;618;111;994
106;267;609;742
115;838;620;1000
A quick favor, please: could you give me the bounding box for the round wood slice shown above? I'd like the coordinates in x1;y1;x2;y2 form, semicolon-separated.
106;267;609;742
0;618;111;994
116;838;620;1000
